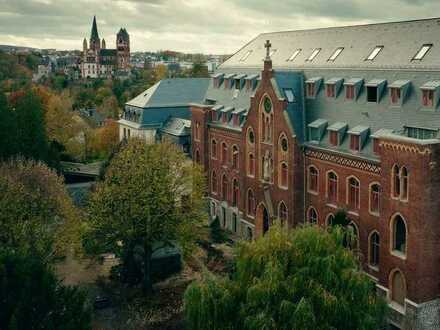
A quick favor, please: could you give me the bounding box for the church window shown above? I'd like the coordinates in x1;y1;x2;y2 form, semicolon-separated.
248;153;255;177
412;44;432;61
279;162;288;188
326;213;335;227
308;207;318;225
308;166;319;193
221;142;228;164
366;46;383;61
347;177;360;210
327;171;338;203
221;174;228;201
369;183;381;215
232;179;239;207
211;171;217;194
278;201;288;225
390;270;406;306
392;214;407;255
328;47;344;61
263;96;272;113
279;135;288;153
369;231;380;268
400;167;408;201
211;139;217;159
247;128;255;144
247;189;255;217
346;221;359;250
392;165;400;198
306;48;321;62
232;145;239;169
287;49;301;61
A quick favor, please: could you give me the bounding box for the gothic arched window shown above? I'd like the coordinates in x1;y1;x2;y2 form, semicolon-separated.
392;214;407;255
369;231;380;267
211;171;217;194
390;270;406;306
232;179;239;207
308;207;318;225
221;174;228;201
247;189;255;217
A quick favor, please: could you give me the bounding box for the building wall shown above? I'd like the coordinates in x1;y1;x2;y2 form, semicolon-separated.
118;123;156;143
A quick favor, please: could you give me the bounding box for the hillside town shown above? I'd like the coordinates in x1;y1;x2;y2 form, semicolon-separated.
1;6;440;330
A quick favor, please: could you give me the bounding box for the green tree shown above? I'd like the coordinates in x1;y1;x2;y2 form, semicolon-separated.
0;92;17;160
15;89;50;162
0;158;81;260
86;139;207;294
184;224;387;330
0;248;91;330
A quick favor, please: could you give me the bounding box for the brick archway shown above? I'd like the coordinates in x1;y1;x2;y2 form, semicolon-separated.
256;203;270;237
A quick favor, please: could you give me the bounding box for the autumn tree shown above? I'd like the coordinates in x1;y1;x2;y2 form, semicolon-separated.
0;158;81;260
86;139;207;294
0;248;91;330
184;225;387;330
87;119;120;159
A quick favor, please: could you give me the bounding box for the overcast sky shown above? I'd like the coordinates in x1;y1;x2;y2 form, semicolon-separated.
1;0;440;54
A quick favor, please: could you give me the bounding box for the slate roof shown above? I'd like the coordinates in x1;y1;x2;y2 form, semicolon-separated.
220;17;440;71
160;117;191;136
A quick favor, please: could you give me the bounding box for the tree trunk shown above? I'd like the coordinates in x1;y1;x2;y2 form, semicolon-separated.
143;243;153;295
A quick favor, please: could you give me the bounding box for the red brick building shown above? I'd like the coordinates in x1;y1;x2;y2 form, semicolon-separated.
191;19;440;329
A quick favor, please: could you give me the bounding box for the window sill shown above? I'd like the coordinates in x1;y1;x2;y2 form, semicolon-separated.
388;301;406;315
278;185;288;190
368;265;379;272
390;250;407;260
247;214;255;219
308;190;318;196
347;210;359;217
325;203;337;209
369;210;380;217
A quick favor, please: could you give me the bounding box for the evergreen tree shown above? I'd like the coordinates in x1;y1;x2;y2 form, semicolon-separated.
0;92;17;160
184;225;387;330
15;89;49;162
0;248;91;330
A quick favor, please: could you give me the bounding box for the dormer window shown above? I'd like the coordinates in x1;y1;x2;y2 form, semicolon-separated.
350;135;360;151
308;119;327;142
389;80;410;106
412;44;432;61
328;47;344;61
329;131;338;146
306;48;321;62
235;79;241;90
348;125;369;152
326;84;335;97
421;81;440;108
366;46;383;61
327;122;348;146
305;77;323;99
240;50;252;62
287;49;301;61
366;79;386;103
344;78;363;101
325;78;343;98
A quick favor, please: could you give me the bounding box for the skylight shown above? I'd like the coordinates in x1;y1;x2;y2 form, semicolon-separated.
240;50;252;62
413;44;432;61
328;47;344;61
284;89;295;102
366;46;383;61
306;48;321;62
287;49;301;61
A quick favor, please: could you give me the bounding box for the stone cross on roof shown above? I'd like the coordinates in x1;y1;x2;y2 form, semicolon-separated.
265;40;272;60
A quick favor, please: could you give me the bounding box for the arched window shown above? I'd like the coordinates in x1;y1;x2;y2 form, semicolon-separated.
308;207;318;224
279;134;288;153
194;149;201;164
232;145;239;169
211;139;217;159
347;177;360;210
247;189;255;217
232;179;239;207
221;174;228;201
369;231;380;267
392;214;407;255
390;270;406;306
248;153;255;177
279;162;288;188
326;213;335;227
194;121;200;141
247;227;253;240
221;142;228;164
278;201;288;225
308;166;319;193
400;167;408;201
392;165;400;198
369;183;381;214
211;171;217;194
261;96;273;143
346;221;359;250
327;171;338;203
247;127;255;145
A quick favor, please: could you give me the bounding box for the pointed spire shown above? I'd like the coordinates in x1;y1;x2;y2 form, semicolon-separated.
90;15;99;41
102;38;106;49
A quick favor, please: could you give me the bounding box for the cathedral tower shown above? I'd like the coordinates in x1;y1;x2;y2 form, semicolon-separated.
89;16;101;52
116;28;130;70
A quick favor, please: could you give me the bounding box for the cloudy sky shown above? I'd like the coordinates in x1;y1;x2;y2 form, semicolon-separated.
1;0;440;54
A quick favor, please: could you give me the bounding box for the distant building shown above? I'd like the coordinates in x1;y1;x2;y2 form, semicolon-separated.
80;16;130;79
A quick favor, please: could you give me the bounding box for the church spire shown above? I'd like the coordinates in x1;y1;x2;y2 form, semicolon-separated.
90;15;99;41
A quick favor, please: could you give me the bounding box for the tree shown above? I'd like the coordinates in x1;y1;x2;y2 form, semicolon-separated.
0;158;81;260
0;92;17;160
184;224;387;330
0;248;91;330
87;119;120;159
153;64;168;82
86;139;207;294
